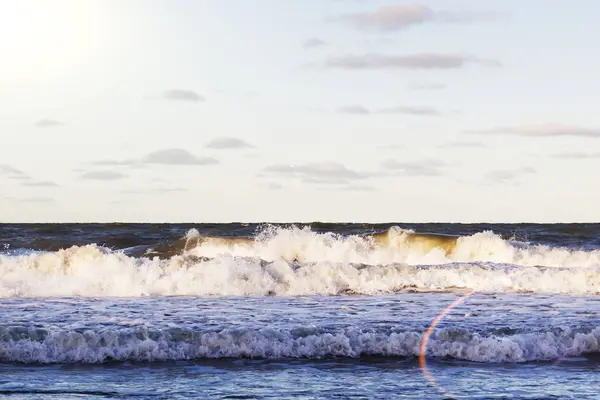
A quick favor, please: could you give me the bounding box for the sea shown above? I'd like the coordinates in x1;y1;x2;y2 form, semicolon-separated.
1;222;599;399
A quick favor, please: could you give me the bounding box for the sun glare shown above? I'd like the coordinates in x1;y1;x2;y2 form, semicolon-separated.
0;0;117;85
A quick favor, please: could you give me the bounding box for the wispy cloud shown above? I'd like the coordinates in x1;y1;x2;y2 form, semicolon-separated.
408;82;446;91
303;37;327;49
325;53;501;70
336;4;500;31
143;149;219;165
551;152;600;159
337;105;370;115
80;170;127;181
213;89;258;98
35;119;64;128
336;105;441;116
19;197;55;204
1;166;59;187
466;123;600;138
332;184;376;192
89;149;218;168
91;159;136;166
22;180;59;187
122;187;187;195
377;144;407;151
438;141;485;149
206;137;254;149
155;187;187;193
381;159;448;177
377;106;441;116
8;175;31;181
262;182;284;191
261;162;368;185
162;89;205;102
0;164;26;176
484;167;535;184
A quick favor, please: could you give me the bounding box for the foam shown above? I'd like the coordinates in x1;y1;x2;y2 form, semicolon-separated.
185;226;600;268
1;325;598;363
1;244;599;297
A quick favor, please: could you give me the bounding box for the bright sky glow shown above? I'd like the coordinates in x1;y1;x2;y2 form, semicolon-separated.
1;0;599;223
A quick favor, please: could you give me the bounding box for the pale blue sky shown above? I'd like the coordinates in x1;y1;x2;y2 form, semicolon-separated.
1;0;599;222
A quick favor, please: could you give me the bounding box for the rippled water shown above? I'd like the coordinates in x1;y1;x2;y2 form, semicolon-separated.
1;223;599;398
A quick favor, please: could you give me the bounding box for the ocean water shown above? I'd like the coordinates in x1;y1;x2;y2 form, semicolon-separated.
1;223;599;399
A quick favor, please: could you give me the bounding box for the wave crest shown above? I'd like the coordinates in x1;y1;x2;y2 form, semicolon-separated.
1;244;600;297
1;325;598;363
184;225;600;268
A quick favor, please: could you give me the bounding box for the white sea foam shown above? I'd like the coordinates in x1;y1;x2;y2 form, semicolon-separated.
1;244;600;297
1;325;598;363
186;226;600;268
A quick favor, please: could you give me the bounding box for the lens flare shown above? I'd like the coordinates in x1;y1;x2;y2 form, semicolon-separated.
419;289;476;398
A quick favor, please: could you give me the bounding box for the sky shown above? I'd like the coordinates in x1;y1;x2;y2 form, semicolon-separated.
1;0;599;223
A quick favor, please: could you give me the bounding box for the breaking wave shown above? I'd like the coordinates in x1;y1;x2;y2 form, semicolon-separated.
181;225;600;268
1;243;600;297
1;325;598;364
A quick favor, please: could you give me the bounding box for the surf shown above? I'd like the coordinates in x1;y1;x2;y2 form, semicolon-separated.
1;244;600;297
179;225;600;268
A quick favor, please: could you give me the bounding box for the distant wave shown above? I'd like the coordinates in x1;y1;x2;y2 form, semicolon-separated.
181;225;600;268
1;325;598;363
1;242;600;297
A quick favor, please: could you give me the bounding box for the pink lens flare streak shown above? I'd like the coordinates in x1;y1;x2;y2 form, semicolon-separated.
419;289;477;398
